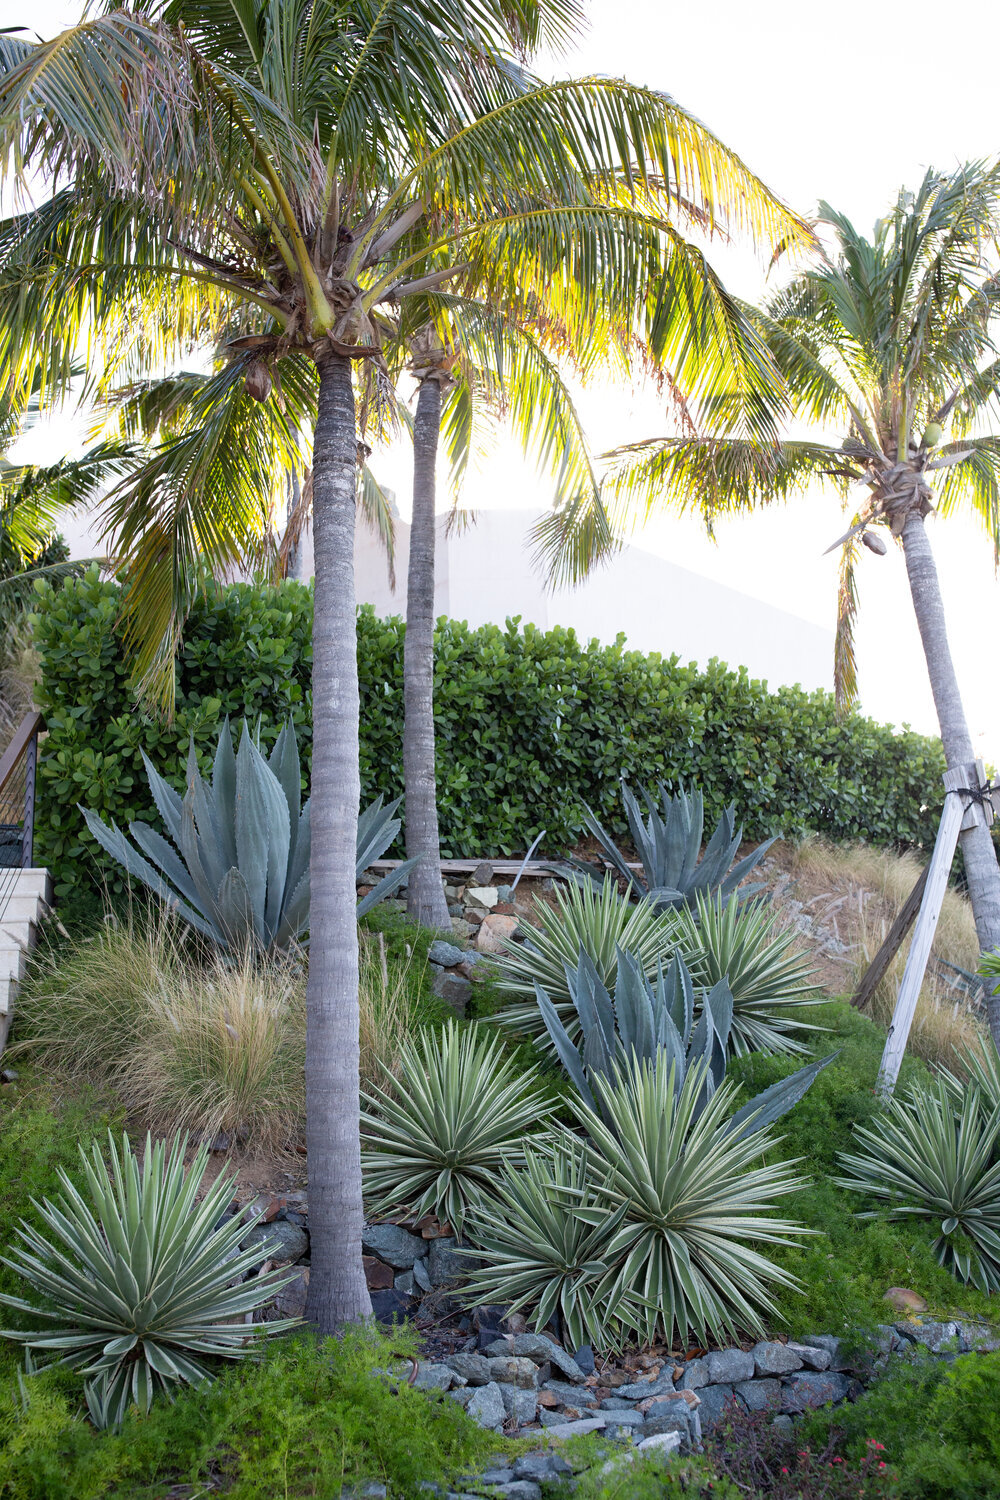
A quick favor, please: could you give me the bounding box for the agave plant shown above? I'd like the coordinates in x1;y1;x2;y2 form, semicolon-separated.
835;1079;1000;1293
573;1057;810;1347
537;947;833;1135
82;717;416;951
463;1139;643;1354
669;892;821;1056
360;1020;554;1237
494;876;676;1036
0;1131;298;1429
564;782;774;913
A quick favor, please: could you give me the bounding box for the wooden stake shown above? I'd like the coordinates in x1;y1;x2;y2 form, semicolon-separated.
877;764;977;1096
850;863;928;1011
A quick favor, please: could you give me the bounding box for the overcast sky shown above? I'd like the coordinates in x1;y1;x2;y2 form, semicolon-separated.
10;0;1000;760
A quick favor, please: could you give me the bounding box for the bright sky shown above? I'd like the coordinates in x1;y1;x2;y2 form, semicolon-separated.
11;0;1000;759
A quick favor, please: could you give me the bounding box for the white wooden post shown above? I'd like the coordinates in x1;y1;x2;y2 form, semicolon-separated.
877;761;994;1097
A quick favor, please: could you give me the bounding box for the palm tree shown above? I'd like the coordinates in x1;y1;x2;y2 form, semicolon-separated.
0;1;806;1330
583;165;1000;1024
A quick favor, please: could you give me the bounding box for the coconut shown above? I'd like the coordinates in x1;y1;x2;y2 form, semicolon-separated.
922;420;943;448
244;358;272;402
862;530;887;555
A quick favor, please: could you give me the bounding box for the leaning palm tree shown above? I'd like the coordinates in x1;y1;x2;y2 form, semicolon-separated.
574;165;1000;1017
0;0;806;1333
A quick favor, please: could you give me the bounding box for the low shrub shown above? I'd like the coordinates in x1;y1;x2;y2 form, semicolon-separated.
706;1405;898;1498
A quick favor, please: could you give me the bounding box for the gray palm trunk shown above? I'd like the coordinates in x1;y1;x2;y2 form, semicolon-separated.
901;512;1000;1039
304;351;373;1330
403;378;452;928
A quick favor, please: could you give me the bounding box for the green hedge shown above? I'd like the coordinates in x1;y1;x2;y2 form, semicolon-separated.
31;569;946;908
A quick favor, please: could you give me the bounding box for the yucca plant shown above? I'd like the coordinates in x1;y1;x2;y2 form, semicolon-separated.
360;1021;554;1237
0;1132;298;1429
538;947;832;1134
82;717;415;951
463;1139;643;1354
669;892;821;1056
573;1057;810;1347
835;1080;1000;1293
564;782;774;913
495;877;676;1036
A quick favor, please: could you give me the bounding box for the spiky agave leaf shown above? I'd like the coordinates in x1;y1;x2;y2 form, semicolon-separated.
835;1080;1000;1293
0;1130;299;1429
572;1057;810;1348
360;1020;554;1238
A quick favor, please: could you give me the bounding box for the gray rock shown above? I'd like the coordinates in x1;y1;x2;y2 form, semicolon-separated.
636;1431;683;1459
361;1224;428;1269
497;1383;538;1426
616;1371;675;1400
241;1221;309;1266
780;1372;851;1413
428;1237;470;1285
798;1335;847;1371
641;1409;689;1438
874;1325;900;1355
572;1345;596;1376
538;1416;606;1440
474;1472;514;1487
786;1340;832;1372
341;1485;387;1500
432;971;473;1014
413;1363;458;1392
484;1335;586;1383
695;1384;737;1432
447;1352;492;1385
483;1485;539;1500
413;1257;433;1294
772;1415;794;1436
599;1397;637;1410
495;884;515;903
394;1270;415;1295
448;1387;475;1409
957;1321;1000;1353
542;1379;598;1407
488;1357;539;1389
597;1407;644;1429
733;1378;781;1413
677;1358;709;1391
751;1341;804;1376
428;940;466;967
706;1349;755;1384
900;1320;960;1353
465;1382;506;1431
511;1453;571;1483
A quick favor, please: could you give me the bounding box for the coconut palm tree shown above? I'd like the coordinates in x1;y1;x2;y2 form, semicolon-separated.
0;0;806;1331
574;165;1000;1018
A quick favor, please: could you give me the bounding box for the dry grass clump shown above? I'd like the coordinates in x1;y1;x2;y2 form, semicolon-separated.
779;836;985;1070
13;911;421;1153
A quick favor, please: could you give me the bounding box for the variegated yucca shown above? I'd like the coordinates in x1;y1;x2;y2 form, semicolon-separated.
0;1132;298;1429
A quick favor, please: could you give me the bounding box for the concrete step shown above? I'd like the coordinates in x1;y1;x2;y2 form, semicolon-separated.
0;921;35;952
9;869;52;902
0;948;27;994
0;894;46;923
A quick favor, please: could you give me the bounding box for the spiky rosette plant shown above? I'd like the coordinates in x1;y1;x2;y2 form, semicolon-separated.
0;1131;299;1429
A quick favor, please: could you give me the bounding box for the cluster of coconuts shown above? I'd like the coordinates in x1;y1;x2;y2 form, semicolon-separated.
859;417;945;555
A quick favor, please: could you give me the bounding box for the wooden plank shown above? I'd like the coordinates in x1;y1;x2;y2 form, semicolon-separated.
850;863;928;1011
364;858;633;877
877;767;967;1096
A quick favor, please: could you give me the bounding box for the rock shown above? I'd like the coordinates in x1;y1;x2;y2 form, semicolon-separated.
780;1371;851;1413
489;1358;540;1389
541;1379;597;1407
497;1384;538;1426
413;1363;459;1391
733;1378;781;1413
413;1257;433;1294
695;1384;737;1432
639;1391;699;1415
363;1255;395;1290
474;1472;514;1488
341;1484;387;1500
361;1224;428;1269
572;1344;596;1376
598;1408;644;1429
705;1349;755;1384
471;862;495;886
484;1334;586;1384
476;914;519;953
428;940;466;968
884;1287;928;1314
431;970;473;1014
447;1352;492;1385
428;1236;470;1285
599;1397;635;1410
957;1321;1000;1353
772;1415;794;1436
448;1387;475;1410
751;1341;804;1376
642;1408;691;1443
538;1416;606;1441
900;1320;960;1353
241;1221;309;1266
786;1340;832;1372
616;1371;675;1400
466;885;499;910
636;1432;683;1459
394;1270;415;1295
677;1358;710;1391
273;1267;309;1319
484;1485;539;1500
451;919;475;941
798;1335;848;1370
465;1382;506;1431
369;1288;415;1326
511;1453;571;1483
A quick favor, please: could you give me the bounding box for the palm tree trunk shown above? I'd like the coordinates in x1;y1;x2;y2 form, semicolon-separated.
403;378;451;929
901;513;1000;1032
304;351;372;1330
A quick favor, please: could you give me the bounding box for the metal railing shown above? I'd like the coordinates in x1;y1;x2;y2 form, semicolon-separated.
0;712;43;921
